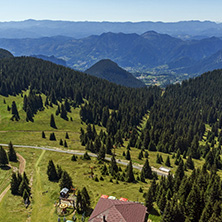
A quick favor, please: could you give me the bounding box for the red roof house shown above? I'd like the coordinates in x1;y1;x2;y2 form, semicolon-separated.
89;198;147;222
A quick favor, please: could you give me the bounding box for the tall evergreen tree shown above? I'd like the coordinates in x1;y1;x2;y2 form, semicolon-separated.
165;156;171;167
47;160;58;181
126;160;135;182
141;158;153;179
0;146;9;166
97;144;106;161
186;155;195;170
11;101;20;121
50;114;57;129
109;155;118;176
59;170;73;189
10;172;19;195
8;141;17;162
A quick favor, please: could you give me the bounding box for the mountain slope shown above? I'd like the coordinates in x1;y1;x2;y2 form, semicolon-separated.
0;48;13;58
85;59;145;88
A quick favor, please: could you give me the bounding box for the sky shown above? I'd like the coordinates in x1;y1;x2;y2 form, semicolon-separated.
1;0;222;23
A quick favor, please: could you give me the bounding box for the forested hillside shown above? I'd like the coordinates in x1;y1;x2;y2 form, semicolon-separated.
85;59;145;88
0;56;160;140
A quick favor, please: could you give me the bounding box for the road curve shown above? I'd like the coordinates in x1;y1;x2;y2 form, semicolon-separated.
0;152;26;202
0;143;169;177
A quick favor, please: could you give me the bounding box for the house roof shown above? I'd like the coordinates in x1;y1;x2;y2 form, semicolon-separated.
88;198;147;222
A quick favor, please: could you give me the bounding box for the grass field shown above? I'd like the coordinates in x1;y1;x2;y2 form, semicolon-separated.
0;92;220;222
0;147;149;222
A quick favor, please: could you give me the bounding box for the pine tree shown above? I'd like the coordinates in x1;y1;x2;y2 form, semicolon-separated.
186;155;195;170
11;101;20;121
60;104;68;120
185;184;201;222
42;131;46;138
59;139;63;146
125;150;131;160
106;136;113;154
199;202;213;222
57;165;63;180
162;201;174;222
10;172;19;195
145;187;154;212
126;160;135;182
0;146;9;166
71;155;77;161
50;114;57;129
144;151;149;158
59;171;73;190
97;144;106;161
109;155;118;176
65;132;69;139
49;132;56;141
18;175;31;197
64;140;68;148
81;187;90;210
47;160;58;181
83;152;91;160
8;141;17;162
141;158;153;179
165;156;171;167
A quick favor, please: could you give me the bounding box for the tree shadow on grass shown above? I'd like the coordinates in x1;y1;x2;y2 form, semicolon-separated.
0;165;11;170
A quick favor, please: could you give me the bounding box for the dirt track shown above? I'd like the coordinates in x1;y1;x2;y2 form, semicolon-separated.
0;152;26;202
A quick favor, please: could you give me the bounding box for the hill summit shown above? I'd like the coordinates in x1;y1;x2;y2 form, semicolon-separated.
0;48;13;58
85;59;145;88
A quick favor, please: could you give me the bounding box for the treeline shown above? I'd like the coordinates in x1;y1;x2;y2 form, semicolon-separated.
145;163;222;221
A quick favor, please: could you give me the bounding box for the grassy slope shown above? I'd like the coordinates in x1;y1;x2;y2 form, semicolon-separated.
0;92;218;222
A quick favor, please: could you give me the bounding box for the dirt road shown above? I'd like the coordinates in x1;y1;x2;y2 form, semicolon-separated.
0;152;26;202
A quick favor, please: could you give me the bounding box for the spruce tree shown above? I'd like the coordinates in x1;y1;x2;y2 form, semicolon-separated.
10;172;19;195
126;160;135;182
109;155;118;176
65;132;69;139
83;152;91;160
125;150;131;160
50;114;57;129
141;158;153;179
47;160;58;181
59;171;73;189
8;141;17;162
42;131;46;139
0;146;9;166
145;187;154;212
186;155;195;170
165;156;171;167
18;176;31;197
59;139;63;146
97;144;106;161
11;101;20;121
64;140;68;148
81;187;90;209
71;155;77;161
49;132;56;141
106;136;113;154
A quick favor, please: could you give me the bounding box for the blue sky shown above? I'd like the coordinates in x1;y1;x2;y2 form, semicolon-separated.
2;0;222;22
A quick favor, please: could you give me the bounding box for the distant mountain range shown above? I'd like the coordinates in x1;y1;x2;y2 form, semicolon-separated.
1;31;222;77
31;55;67;66
85;59;145;88
1;20;222;39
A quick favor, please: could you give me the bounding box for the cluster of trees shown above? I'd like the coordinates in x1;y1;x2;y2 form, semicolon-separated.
0;142;17;166
10;172;31;202
145;164;222;222
23;90;44;122
76;187;91;213
47;160;73;191
100;155;154;183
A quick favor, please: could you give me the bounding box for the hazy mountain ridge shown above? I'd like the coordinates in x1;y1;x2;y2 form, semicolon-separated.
0;20;222;39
